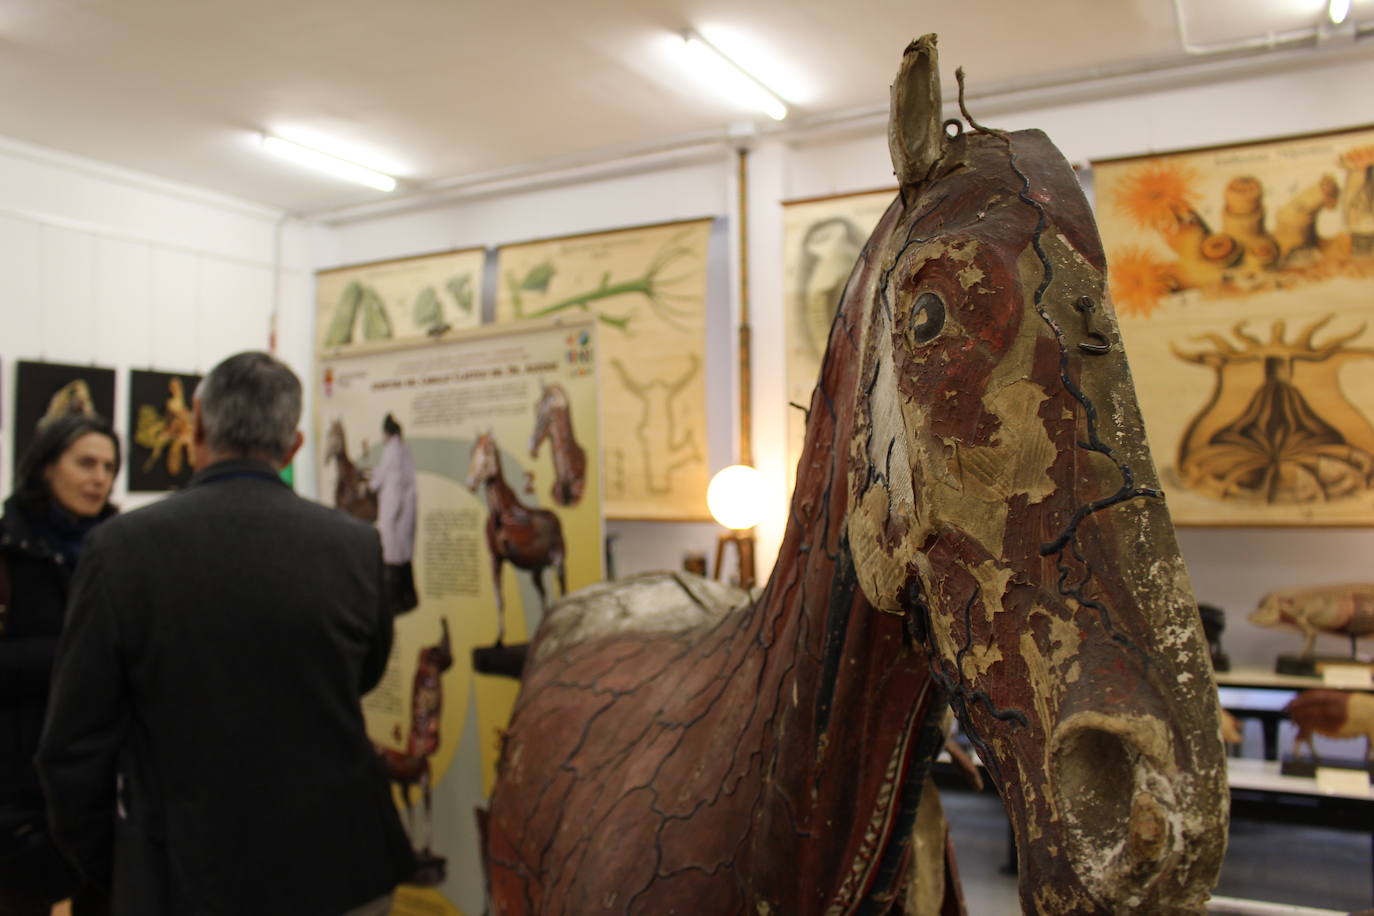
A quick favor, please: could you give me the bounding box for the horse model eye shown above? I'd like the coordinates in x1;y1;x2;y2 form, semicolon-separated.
909;291;946;344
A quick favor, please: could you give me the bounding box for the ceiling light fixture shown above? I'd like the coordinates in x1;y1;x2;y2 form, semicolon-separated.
681;30;788;121
1328;0;1351;25
259;134;397;192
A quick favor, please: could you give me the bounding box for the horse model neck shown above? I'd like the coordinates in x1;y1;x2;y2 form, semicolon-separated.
735;201;945;909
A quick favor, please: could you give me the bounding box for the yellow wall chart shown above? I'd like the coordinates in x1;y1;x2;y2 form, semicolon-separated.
782;190;894;490
1094;127;1374;525
315;318;602;914
316;248;486;354
495;219;711;519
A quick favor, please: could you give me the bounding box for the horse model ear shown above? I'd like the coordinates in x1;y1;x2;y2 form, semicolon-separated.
889;34;946;188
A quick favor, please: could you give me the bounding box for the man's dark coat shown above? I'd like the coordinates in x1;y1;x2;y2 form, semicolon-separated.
36;459;415;915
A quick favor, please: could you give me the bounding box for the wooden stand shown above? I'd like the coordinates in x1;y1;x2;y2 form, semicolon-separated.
714;530;756;590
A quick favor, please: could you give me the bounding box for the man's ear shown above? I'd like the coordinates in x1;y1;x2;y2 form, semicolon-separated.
192;398;207;444
280;431;305;470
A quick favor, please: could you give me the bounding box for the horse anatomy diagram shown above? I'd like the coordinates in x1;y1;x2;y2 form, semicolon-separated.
324;419;378;522
466;431;567;646
482;36;1226;915
529;382;587;507
316;322;602;913
376;618;453;885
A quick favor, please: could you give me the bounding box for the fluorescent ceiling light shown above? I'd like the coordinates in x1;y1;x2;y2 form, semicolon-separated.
1328;0;1350;24
681;31;788;121
259;135;397;192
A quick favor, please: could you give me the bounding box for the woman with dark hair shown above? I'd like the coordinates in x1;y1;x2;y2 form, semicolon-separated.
0;413;119;914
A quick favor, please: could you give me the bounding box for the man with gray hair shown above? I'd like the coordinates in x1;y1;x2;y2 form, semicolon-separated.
37;351;415;915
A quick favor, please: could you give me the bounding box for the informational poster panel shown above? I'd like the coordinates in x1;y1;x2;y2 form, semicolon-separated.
316;248;486;354
782;190;894;491
13;360;116;485
126;369;201;492
315;318;602;915
1094;127;1374;525
495;219;711;519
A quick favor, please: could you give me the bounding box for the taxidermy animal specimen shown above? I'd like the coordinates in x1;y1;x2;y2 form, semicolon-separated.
483;35;1227;915
1287;689;1374;763
1251;583;1374;658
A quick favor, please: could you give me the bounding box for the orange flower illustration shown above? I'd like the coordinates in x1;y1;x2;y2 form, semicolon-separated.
1114;159;1201;231
1109;245;1178;318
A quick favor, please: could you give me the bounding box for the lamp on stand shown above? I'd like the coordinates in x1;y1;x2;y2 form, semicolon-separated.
707;464;765;590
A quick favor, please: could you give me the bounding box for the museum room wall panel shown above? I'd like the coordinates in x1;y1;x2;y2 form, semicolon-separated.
0;138;317;507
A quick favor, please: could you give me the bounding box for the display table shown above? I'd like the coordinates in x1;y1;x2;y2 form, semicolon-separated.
1226;757;1374;904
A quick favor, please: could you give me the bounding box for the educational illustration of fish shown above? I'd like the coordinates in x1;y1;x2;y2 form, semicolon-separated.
316;248;485;354
495;219;711;519
314;317;602;915
1094;128;1374;524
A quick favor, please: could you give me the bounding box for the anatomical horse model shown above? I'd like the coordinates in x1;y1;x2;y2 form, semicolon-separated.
483;36;1227;915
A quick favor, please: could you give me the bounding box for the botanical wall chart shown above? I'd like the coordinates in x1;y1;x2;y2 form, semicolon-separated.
782;189;894;491
314;319;602;915
495;219;712;520
316;248;486;354
1094;127;1374;525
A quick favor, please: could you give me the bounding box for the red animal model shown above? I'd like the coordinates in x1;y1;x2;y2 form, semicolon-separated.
529;382;587;507
484;36;1226;915
466;431;566;645
377;618;453;881
1287;689;1374;763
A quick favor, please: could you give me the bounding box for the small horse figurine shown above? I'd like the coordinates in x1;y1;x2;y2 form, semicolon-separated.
466;432;567;645
324;418;378;522
529;382;587;507
377;617;452;884
483;35;1226;915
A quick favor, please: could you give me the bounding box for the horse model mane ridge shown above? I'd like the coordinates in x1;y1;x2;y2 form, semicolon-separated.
483;34;1227;915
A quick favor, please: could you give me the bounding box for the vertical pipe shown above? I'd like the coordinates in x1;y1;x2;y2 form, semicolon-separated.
737;146;753;468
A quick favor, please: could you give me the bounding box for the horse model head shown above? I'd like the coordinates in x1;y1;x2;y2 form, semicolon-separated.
466;431;501;492
842;35;1226;914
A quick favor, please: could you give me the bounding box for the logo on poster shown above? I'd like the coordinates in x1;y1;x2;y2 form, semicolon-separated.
323;367;334;397
565;330;593;376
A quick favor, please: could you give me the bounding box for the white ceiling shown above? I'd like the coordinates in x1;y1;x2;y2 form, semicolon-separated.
0;0;1369;216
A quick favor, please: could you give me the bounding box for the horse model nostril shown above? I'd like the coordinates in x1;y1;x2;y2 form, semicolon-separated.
1054;725;1134;835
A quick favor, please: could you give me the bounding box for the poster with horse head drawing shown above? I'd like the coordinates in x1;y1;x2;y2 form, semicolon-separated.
314;317;601;914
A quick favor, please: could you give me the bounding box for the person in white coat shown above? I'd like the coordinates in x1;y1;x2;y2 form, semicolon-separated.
371;413;418;613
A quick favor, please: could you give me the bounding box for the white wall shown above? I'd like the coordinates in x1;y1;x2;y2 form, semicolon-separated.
0;136;319;506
